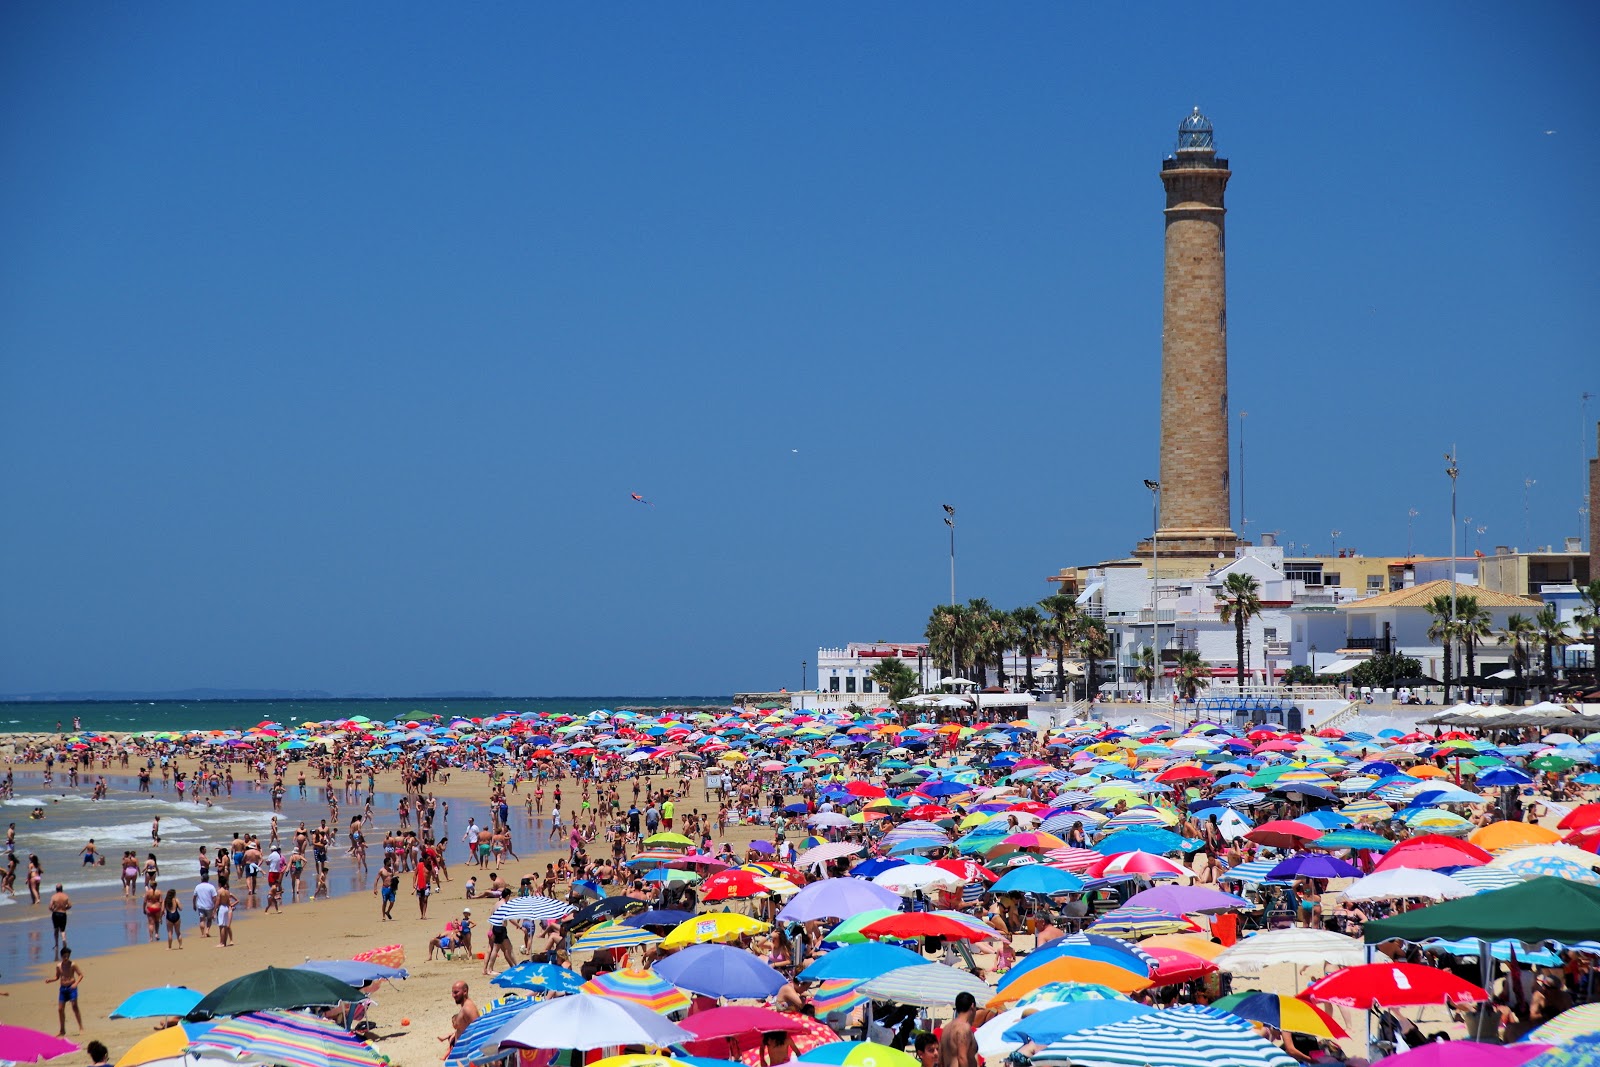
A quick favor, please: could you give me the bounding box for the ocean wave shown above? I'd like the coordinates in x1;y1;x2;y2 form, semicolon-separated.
27;817;210;847
3;794;244;818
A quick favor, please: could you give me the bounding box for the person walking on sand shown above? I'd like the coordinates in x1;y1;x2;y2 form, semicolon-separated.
46;946;84;1036
374;859;397;921
216;885;236;948
164;888;184;947
47;883;71;953
193;876;217;938
143;882;164;942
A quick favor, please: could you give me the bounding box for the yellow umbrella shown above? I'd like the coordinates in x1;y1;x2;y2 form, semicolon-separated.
661;912;771;948
116;1026;190;1067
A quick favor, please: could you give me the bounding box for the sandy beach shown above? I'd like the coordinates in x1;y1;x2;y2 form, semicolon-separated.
0;763;771;1066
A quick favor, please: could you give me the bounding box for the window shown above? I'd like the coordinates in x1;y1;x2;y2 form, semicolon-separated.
1263;628;1278;642
829;676;840;693
1324;572;1342;587
1285;563;1323;586
862;679;874;694
1367;574;1384;591
845;676;857;693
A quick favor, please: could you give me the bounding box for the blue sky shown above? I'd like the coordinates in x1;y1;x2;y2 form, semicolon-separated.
1;5;1595;696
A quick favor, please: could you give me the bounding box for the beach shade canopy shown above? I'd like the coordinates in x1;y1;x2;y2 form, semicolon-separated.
1265;854;1363;881
1122;884;1249;914
491;894;576;924
1243;820;1324;849
1340;868;1472;902
1370;1043;1553;1067
444;998;542;1067
860;963;992;1007
115;1021;212;1067
492;961;586;994
679;1005;804;1040
1212;991;1348;1039
991;864;1086;896
1363;877;1600;944
1526;1005;1600;1046
663;912;771;948
581;968;691;1015
797;1041;918;1067
0;1024;78;1064
1030;1004;1296;1067
1213;928;1367;972
801;942;930;981
1002;935;1155;989
993;958;1153;1001
190;966;364;1018
111;985;205;1019
1000;1001;1157;1045
859;913;1000;942
296;959;409;985
1374;834;1493;872
778;878;901;923
573;921;664;952
653;943;787;999
187;1009;384;1067
1301;962;1488;1008
484;993;693;1051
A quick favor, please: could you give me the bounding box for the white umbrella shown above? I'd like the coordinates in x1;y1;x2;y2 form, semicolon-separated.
794;841;863;869
976;1006;1033;1059
1339;869;1471;902
1487;844;1600;872
481;993;692;1051
939;677;978;688
860;963;991;1007
1213;928;1367;972
806;812;855;828
871;866;964;895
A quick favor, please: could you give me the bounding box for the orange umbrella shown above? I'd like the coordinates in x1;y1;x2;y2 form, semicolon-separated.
992;957;1153;1001
1468;821;1561;851
1406;765;1449;779
1139;933;1225;960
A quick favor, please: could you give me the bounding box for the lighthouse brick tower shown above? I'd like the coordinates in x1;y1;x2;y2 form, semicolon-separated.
1137;107;1240;559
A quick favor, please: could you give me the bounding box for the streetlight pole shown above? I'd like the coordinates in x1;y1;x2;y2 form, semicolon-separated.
802;660;807;693
1447;447;1459;704
1407;509;1418;560
1238;410;1248;537
1523;479;1537;548
1331;529;1342;558
942;504;956;683
1144;480;1162;700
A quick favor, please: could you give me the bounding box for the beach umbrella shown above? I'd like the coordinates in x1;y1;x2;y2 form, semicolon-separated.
115;1022;213;1067
999;1001;1157;1046
0;1024;78;1064
1085;851;1190;880
111;985;205;1019
1244;820;1323;848
573;921;665;952
1002;936;1154;989
823;908;901;945
1312;829;1393;852
1375;834;1493;871
1213;928;1366;972
484;993;693;1051
296;959;409;984
1146;946;1218;985
1526;1004;1600;1045
1371;1044;1553;1067
1265;854;1362;880
1450;866;1526;894
795;841;863;869
801;942;930;981
444;998;544;1067
797;1041;918;1067
774;876;902;927
995;958;1152;1000
663;913;771;948
991;865;1085;895
1470;822;1562;851
860;963;992;1007
1301;962;1488;1008
593;1058;702;1067
871;865;963;894
1503;855;1600;884
1088;906;1195;938
654;943;786;999
624;909;698;928
491;894;576;924
1340;868;1472;901
492;961;586;994
1140;933;1225;960
1122;884;1249;914
859;912;1000;942
1363;877;1600;943
581;968;691;1015
1030;1004;1296;1067
679;1005;804;1041
1211;991;1348;1039
190;966;363;1018
187;1009;384;1067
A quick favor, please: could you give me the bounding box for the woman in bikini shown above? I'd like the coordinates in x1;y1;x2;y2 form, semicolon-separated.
163;888;184;948
143;883;164;941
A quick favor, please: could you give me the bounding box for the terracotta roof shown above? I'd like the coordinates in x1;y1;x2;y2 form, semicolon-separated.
1339;579;1542;611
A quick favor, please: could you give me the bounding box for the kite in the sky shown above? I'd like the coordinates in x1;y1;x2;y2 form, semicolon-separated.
630;492;654;508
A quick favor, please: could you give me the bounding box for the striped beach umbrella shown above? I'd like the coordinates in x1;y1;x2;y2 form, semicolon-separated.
810;979;872;1017
1526;1004;1600;1045
1087;907;1196;939
188;1010;385;1067
859;963;992;1008
1032;1005;1296;1067
490;895;575;925
572;921;664;952
1044;847;1105;872
1449;866;1525;894
581;968;691;1015
1010;982;1132;1009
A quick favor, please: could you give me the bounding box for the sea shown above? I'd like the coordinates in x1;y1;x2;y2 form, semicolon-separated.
0;697;731;980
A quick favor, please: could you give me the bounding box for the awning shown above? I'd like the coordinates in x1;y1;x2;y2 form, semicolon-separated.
976;693;1037;708
1074;581;1104;607
1316;658;1364;676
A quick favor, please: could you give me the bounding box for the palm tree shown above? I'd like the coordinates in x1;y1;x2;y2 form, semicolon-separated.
1039;594;1080;699
963;598;996;686
924;604;967;683
1425;594;1456;703
1074;616;1111;704
1172;649;1210;701
1497;613;1536;689
984;606;1019;688
1453;594;1492;702
869;656;920;704
1217;573;1263;690
1011;606;1045;691
1532;604;1572;700
1134;645;1157;703
1575;580;1600;661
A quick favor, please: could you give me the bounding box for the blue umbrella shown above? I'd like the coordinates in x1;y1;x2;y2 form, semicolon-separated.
491;962;585;994
654;943;787;999
848;858;907;879
623;909;697;928
296;959;409;984
1003;1001;1158;1044
1266;854;1362;880
801;942;931;981
991;866;1085;896
1477;767;1534;787
110;985;205;1019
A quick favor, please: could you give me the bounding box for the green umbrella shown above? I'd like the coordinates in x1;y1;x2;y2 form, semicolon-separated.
191;966;362;1018
1311;829;1393;852
1529;755;1578;772
826;908;900;944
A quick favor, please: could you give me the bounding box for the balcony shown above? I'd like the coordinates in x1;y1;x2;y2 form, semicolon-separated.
1264;642;1291;657
1344;637;1388;651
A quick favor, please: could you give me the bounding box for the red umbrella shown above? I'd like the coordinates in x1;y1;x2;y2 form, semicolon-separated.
1300;963;1488;1009
1146;946;1218;986
1085;851;1189;879
701;870;772;901
681;1006;803;1040
1373;834;1492;872
1564;826;1600;853
1245;821;1324;849
930;858;997;883
1156;765;1212;783
1558;804;1600;831
860;913;998;941
903;805;954;821
844;782;886;798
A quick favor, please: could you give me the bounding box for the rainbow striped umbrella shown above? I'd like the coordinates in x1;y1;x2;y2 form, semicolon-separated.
811;978;872;1016
581;968;691;1015
188;1010;384;1067
573;921;664;952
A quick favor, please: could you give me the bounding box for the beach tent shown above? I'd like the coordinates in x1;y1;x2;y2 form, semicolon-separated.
1363;877;1600;944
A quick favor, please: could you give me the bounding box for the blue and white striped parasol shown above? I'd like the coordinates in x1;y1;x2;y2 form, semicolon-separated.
1032;1005;1296;1067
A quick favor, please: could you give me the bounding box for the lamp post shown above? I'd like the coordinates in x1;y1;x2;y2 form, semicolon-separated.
1238;410;1248;537
942;504;956;683
1407;508;1419;560
1144;479;1162;699
802;660;807;692
1446;447;1459;704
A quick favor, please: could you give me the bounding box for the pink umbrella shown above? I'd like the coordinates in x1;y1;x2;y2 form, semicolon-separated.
0;1024;78;1063
1085;851;1189;879
1374;1042;1551;1067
